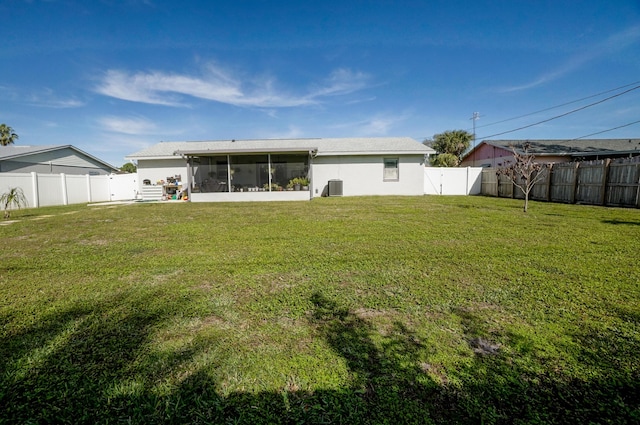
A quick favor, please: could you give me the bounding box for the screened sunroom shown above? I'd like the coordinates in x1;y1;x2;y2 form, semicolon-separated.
176;148;314;202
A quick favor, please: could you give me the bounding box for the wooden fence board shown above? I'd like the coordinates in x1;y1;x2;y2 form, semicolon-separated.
481;169;499;197
606;161;640;207
575;160;607;205
531;166;551;201
550;163;578;203
497;174;513;198
481;157;639;208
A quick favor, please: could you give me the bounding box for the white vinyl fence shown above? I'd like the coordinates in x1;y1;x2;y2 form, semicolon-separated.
424;167;483;195
2;168;482;210
0;172;138;209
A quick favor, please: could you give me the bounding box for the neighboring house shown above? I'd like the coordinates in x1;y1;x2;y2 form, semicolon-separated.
460;139;640;168
126;137;434;202
0;145;119;175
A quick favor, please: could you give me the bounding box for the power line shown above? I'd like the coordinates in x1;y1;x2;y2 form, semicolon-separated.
567;119;640;141
472;80;640;131
476;84;640;140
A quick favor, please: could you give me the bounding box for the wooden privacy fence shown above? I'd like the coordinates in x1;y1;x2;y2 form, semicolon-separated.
481;157;640;208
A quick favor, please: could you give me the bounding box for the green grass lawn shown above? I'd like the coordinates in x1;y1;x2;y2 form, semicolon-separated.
1;196;639;424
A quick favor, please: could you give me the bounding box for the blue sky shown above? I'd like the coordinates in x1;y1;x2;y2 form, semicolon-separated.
2;0;639;167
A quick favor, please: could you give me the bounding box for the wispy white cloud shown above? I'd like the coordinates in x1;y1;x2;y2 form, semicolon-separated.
16;88;85;108
330;112;410;136
97;0;155;7
88;134;156;161
500;25;640;93
95;63;371;108
263;125;306;139
308;68;370;97
29;97;85;108
95;70;188;106
99;115;158;135
346;96;377;105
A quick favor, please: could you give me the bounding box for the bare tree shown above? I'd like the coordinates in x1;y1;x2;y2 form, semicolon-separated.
496;142;547;212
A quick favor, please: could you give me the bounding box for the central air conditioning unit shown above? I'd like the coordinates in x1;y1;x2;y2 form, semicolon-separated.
328;179;343;197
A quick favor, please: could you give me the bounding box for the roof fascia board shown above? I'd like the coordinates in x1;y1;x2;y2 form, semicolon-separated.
315;150;429;156
569;150;640;157
175;147;318;156
125;155;181;161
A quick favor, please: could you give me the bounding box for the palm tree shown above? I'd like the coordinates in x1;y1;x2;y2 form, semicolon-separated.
1;187;28;219
430;130;473;166
0;124;19;146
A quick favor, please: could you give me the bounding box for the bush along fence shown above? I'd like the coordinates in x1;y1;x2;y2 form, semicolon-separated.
0;172;138;209
481;156;640;208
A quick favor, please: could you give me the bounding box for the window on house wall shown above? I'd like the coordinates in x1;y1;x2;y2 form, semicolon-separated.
383;158;399;181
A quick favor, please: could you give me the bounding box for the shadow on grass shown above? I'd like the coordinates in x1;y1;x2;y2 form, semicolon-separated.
1;290;638;424
602;219;640;226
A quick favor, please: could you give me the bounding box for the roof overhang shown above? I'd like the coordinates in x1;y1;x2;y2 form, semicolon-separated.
315;150;431;156
174;147;318;156
124;155;177;161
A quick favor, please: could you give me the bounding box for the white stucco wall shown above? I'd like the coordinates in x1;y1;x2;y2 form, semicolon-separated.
136;154;426;199
311;154;425;197
136;159;187;188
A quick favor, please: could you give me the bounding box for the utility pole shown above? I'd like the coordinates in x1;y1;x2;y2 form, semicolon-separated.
471;112;480;166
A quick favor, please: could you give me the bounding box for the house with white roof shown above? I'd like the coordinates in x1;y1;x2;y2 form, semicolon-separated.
126;137;434;202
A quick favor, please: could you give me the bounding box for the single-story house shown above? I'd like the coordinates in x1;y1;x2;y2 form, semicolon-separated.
460;139;640;168
126;137;435;202
0;145;119;175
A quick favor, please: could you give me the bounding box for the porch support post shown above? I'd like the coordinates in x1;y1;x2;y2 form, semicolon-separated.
268;154;272;191
186;156;192;201
308;151;313;198
227;155;231;192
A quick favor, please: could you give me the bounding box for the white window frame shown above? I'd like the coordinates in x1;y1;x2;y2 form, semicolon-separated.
383;158;399;181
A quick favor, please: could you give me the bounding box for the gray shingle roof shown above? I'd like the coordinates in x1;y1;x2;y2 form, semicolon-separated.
0;145;63;160
482;139;640;156
126;137;434;159
0;145;118;170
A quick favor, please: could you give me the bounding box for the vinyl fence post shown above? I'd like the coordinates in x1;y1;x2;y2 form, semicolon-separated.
466;166;470;195
61;173;68;206
87;175;92;203
31;172;39;208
